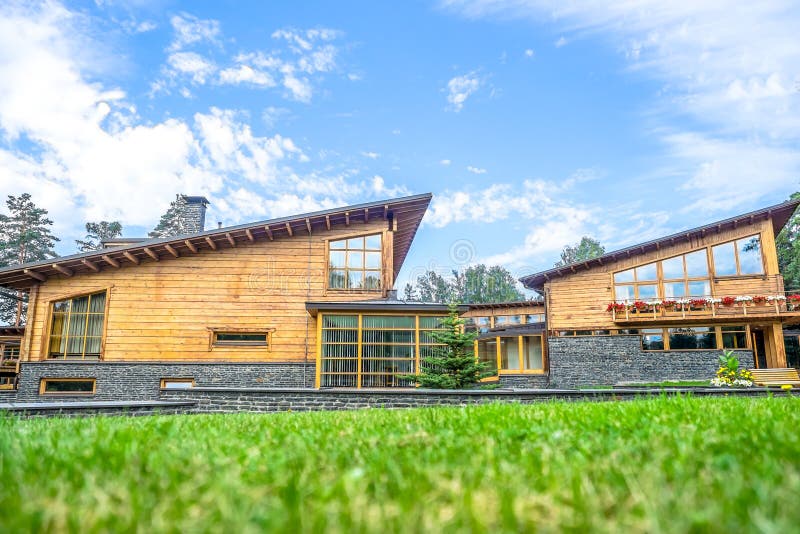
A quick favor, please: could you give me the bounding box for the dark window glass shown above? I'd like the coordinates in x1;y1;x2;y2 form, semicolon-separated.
641;329;664;350
41;379;95;394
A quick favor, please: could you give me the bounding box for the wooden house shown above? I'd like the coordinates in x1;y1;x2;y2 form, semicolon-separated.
519;198;800;387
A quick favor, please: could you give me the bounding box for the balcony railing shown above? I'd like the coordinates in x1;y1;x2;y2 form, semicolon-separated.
606;291;800;323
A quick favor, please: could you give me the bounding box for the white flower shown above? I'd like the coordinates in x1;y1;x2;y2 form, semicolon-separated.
676;298;691;304
767;295;786;301
707;298;722;304
735;296;753;302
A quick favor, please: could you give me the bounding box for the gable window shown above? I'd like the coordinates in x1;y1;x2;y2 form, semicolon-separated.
47;291;107;360
712;235;764;276
328;234;382;290
661;250;710;298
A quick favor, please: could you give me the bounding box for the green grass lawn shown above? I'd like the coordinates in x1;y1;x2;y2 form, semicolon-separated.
2;396;800;532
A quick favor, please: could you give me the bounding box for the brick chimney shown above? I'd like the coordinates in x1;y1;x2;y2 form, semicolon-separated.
180;195;210;234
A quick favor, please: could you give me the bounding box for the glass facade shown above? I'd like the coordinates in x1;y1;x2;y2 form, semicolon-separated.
328;234;382;290
319;314;447;388
48;291;107;360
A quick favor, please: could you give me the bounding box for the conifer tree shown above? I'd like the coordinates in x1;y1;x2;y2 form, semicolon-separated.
406;305;493;389
0;194;59;325
75;221;123;251
149;195;191;238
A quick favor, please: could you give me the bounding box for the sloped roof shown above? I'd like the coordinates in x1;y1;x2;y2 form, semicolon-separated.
0;193;432;289
520;197;800;291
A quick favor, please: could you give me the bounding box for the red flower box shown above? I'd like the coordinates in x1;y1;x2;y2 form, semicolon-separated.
752;295;767;305
689;298;707;308
721;296;736;307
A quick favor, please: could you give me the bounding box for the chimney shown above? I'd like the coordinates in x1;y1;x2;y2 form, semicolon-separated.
180;195;210;234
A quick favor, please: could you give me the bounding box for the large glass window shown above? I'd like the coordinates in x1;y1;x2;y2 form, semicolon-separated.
615;249;712;301
641;329;664;351
48;291;107;360
328;234;382;290
521;336;544;370
721;326;747;349
480;335;545;373
319;314;447;388
668;327;717;350
712;235;763;276
499;337;521;370
477;338;498;374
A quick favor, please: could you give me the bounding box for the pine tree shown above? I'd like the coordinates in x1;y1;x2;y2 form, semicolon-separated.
149;195;191;238
75;221;123;252
406;305;493;389
0;194;59;325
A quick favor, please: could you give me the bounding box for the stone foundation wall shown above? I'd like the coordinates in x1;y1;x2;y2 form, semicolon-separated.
498;374;550;389
15;361;315;402
547;335;754;388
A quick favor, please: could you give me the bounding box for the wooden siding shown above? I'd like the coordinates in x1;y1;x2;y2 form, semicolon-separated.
23;220;394;362
545;218;781;331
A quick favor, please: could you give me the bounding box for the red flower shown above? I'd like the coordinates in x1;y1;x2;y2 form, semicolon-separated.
690;298;707;308
788;294;800;303
606;302;626;312
661;299;677;308
633;300;648;310
721;296;736;306
752;295;767;304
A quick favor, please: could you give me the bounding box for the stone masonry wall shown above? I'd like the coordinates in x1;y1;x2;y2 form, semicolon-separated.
15;361;315;402
547;335;754;388
498;374;550;389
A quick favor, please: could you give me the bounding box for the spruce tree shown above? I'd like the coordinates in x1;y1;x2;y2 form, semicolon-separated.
149;195;191;238
0;194;59;325
407;305;493;389
75;221;123;252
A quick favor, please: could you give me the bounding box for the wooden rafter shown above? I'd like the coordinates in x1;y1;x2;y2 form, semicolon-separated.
122;251;139;265
245;229;254;242
102;255;120;268
184;240;198;253
305;218;312;234
285;222;293;237
265;226;274;241
143;248;159;261
205;237;217;250
52;264;73;277
24;269;47;282
383;204;389;220
364;207;369;223
81;259;99;272
345;211;350;226
164;244;179;258
325;215;331;230
225;233;236;247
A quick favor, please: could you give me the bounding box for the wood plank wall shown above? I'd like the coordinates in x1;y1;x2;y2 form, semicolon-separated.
545;218;781;331
24;220;393;362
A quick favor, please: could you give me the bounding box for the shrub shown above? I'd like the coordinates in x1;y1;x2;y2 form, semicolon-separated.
710;350;753;387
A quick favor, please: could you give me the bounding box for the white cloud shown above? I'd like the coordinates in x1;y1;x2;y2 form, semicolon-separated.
441;0;800;210
262;106;290;129
167;52;217;84
0;2;407;248
361;151;380;159
218;65;276;87
524;48;535;58
168;12;220;51
554;36;567;48
439;159;451;166
446;71;482;112
466;165;486;174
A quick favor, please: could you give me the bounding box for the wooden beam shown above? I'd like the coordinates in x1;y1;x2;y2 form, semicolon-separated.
143;247;159;261
225;233;236;247
265;226;274;241
164;244;179;258
384;204;389;220
184;240;198;253
52;264;73;277
305;218;312;234
245;229;254;242
205;237;217;250
364;207;369;223
102;255;120;268
285;222;293;237
81;259;99;272
122;251;139;265
24;269;47;282
345;211;350;226
325;215;331;230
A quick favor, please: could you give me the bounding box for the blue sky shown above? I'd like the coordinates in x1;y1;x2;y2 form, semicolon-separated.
1;1;799;291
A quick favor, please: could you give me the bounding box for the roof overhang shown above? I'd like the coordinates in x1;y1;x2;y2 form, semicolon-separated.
0;193;432;290
305;301;467;316
467;300;544;311
519;197;800;291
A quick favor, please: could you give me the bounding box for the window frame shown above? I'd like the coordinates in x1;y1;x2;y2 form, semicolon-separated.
325;232;384;292
160;378;195;389
477;334;547;375
639;324;751;352
208;328;273;350
39;378;96;395
711;234;765;278
43;288;110;361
